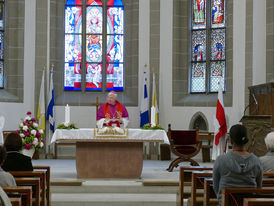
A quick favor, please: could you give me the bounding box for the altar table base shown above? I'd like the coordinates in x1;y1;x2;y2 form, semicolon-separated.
76;141;143;178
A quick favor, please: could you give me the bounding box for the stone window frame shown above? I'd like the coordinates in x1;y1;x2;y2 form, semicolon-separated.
172;0;233;107
0;0;24;102
50;0;138;106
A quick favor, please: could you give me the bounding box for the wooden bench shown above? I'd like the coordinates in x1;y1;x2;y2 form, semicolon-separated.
243;198;274;206
198;132;214;162
3;186;32;206
222;187;274;206
10;171;47;206
33;166;50;206
10;197;22;206
178;166;213;206
15;177;40;206
190;170;215;206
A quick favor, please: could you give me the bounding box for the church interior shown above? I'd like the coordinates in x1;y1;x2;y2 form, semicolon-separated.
0;0;274;205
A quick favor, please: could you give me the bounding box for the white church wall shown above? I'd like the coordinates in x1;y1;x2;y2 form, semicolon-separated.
252;0;266;85
0;0;36;130
159;0;247;131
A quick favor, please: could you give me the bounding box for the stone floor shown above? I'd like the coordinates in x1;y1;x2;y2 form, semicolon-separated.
32;154;214;206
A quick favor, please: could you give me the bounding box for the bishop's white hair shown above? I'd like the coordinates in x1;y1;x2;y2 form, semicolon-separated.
264;132;274;149
108;91;117;98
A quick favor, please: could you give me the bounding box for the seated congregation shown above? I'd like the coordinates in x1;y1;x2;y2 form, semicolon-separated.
175;125;274;206
0;133;50;206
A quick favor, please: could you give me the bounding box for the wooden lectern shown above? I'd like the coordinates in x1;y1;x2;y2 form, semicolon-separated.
249;82;274;127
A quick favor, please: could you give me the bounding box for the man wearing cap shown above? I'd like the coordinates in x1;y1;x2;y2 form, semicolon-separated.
96;91;129;128
260;132;274;172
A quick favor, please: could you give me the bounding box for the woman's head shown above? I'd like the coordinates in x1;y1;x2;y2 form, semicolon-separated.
0;145;6;165
4;132;23;151
229;124;248;146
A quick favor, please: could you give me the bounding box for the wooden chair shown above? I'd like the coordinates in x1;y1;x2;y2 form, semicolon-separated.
15;177;40;206
3;186;32;206
243;198;274;206
222;187;274;206
178;166;213;206
167;124;201;172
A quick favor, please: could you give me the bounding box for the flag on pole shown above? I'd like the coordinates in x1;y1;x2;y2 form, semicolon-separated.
37;69;46;130
140;70;149;127
212;82;227;160
151;72;159;125
47;69;55;132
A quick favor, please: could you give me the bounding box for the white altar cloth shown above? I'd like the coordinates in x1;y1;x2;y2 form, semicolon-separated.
51;128;170;144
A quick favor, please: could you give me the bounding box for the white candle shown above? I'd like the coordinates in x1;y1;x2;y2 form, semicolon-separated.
65;104;70;123
151;106;156;126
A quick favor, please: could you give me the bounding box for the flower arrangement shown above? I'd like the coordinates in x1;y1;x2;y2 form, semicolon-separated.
16;112;44;150
141;123;165;130
57;122;78;130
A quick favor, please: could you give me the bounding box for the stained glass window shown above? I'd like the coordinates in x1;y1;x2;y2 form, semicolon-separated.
64;0;124;91
106;3;124;91
64;1;82;91
190;0;226;93
0;0;4;89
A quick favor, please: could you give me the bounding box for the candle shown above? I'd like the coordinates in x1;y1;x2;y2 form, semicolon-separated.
151;106;156;126
65;104;70;123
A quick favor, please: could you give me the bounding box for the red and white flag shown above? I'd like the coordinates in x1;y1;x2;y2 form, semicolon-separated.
212;82;227;160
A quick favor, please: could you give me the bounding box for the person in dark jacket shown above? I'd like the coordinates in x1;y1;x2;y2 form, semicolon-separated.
2;133;33;171
213;124;263;206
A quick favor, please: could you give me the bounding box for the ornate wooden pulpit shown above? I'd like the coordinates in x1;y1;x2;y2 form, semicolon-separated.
249;82;274;127
242;115;272;157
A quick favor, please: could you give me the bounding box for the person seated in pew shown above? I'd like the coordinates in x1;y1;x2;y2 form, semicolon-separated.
260;132;274;172
2;133;33;171
0;146;16;187
96;91;129;128
0;187;12;206
213;124;263;206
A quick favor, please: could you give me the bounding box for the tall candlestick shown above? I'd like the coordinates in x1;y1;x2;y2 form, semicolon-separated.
65;104;70;123
151;106;156;126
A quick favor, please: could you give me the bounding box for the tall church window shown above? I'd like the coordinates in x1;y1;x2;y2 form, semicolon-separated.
64;0;124;91
0;0;4;88
190;0;226;93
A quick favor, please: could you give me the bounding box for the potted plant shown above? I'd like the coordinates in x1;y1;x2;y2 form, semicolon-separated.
16;111;44;158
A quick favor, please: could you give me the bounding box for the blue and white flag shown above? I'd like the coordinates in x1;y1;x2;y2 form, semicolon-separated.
47;70;55;132
140;70;149;127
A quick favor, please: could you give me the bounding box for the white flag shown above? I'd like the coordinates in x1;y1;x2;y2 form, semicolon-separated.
37;69;45;130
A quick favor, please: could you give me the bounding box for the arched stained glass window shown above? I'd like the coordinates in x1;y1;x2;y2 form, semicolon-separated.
64;0;124;91
0;0;4;88
190;0;226;93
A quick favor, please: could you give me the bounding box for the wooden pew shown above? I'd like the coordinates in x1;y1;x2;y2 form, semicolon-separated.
203;177;274;206
190;170;214;206
243;198;274;206
10;197;22;206
178;166;213;206
15;178;40;206
10;171;46;206
3;186;32;206
222;187;274;206
33;166;50;206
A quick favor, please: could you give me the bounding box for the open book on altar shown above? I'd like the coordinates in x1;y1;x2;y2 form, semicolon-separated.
96;118;129;128
94;127;128;138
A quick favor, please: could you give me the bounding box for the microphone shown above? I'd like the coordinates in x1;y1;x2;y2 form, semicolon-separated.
240;93;258;122
252;93;258;105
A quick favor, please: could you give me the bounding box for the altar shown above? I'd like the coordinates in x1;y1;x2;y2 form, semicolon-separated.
51;128;169;178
